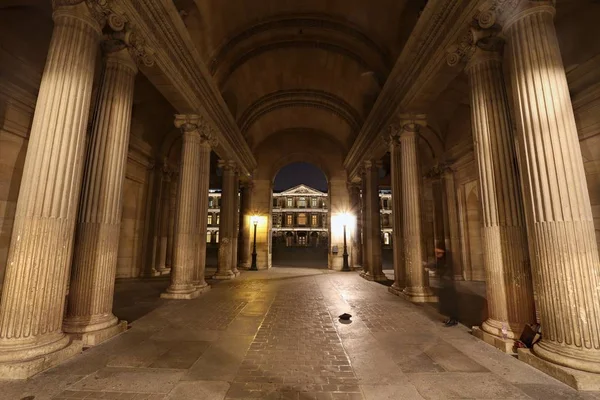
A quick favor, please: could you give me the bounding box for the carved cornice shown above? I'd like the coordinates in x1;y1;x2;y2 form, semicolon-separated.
238;89;363;134
117;0;256;175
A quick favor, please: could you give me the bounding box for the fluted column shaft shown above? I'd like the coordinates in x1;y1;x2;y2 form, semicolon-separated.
161;116;205;299
157;168;171;273
349;184;362;269
361;161;386;281
504;2;600;372
230;177;240;275
442;170;463;280
64;48;137;338
193;140;211;288
400;128;436;302
238;183;252;269
214;161;237;279
466;46;535;339
0;3;100;369
166;180;177;268
389;133;405;292
360;176;369;275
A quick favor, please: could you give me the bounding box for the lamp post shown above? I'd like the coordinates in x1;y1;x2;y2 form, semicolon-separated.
250;216;258;271
341;213;351;272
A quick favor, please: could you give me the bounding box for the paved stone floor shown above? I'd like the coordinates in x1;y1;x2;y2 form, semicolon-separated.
2;267;600;399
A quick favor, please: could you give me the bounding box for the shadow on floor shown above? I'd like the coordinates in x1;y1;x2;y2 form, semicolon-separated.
272;246;328;268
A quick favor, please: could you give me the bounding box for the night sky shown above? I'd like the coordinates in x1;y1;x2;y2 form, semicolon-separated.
273;162;328;192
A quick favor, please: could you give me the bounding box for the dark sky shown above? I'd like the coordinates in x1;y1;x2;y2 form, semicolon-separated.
273;162;328;192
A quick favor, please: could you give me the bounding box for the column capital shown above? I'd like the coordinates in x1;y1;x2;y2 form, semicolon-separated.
101;11;156;68
447;24;504;69
52;1;103;34
484;1;556;32
218;159;237;172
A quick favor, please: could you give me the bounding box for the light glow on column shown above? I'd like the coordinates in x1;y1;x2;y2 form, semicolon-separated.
331;212;355;235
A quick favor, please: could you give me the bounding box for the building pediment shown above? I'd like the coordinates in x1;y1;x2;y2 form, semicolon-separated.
275;184;326;196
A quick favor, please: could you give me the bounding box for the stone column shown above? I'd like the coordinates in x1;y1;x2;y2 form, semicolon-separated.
399;122;437;302
63;48;137;346
388;128;405;294
464;39;535;346
442;169;463;280
238;182;252;269
214;160;239;279
349;184;362;269
230;177;240;275
161;115;206;299
360;175;369;276
165;178;177;269
0;2;100;378
192;126;212;290
156;163;171;274
503;1;600;375
361;161;386;281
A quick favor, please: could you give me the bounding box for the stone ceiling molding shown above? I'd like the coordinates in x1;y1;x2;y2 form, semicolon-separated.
238;89;363;135
251;127;347;153
209;13;391;87
112;0;257;175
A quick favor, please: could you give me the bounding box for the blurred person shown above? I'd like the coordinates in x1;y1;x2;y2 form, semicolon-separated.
435;248;458;327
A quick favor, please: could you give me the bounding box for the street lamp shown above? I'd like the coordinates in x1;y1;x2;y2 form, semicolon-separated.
340;212;351;272
250;215;259;271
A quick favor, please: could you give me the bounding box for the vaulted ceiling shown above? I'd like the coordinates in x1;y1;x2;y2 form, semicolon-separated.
173;0;425;153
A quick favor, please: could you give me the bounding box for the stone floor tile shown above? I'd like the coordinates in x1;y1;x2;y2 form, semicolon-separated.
149;341;211;369
68;367;184;393
183;335;254;381
361;384;425;400
164;380;230;399
515;383;600;400
407;372;531;399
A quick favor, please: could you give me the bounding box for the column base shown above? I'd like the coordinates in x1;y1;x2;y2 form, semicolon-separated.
156;267;171;276
0;339;82;379
471;326;516;354
160;287;202;300
69;320;128;348
401;287;438;303
518;348;600;391
388;285;404;297
231;269;241;277
453;274;464;281
212;271;238;280
360;272;388;282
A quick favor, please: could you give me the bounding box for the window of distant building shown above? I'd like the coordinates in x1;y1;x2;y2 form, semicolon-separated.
273;198;278;207
384;232;390;245
287;198;293;207
215;231;219;243
311;214;318;226
298;197;306;208
208;214;212;225
383;199;389;209
286;214;293;226
206;231;212;243
297;213;307;225
311;198;317;208
208;197;213;208
216;214;220;224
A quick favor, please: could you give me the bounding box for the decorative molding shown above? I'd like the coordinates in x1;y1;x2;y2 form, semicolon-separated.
114;0;257;174
344;0;480;179
238;89;363;134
